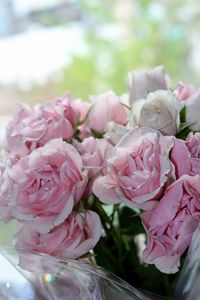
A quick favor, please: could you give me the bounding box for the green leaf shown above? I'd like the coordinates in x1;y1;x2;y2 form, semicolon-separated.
93;237;123;276
119;207;145;236
91;129;104;138
176;124;191;140
180;106;186;123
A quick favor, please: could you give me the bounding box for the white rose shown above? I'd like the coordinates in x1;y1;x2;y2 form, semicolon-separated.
130;90;182;135
128;66;170;105
185;91;200;131
104;121;130;145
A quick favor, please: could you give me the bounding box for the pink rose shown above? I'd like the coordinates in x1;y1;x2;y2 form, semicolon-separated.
14;210;102;259
176;83;199;101
3;138;88;233
142;175;200;273
74;137;112;196
5;95;79;160
53;94;80;127
74;137;112;178
88;91;128;133
93;127;174;210
171;133;200;177
73;98;89;121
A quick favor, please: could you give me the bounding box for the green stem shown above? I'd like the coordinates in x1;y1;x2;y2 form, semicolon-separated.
163;274;170;297
93;198;128;280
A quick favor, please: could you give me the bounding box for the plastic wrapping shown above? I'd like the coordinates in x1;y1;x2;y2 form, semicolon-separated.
174;223;200;300
0;246;171;300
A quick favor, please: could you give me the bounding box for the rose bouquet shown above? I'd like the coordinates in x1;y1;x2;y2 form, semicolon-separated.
0;66;200;298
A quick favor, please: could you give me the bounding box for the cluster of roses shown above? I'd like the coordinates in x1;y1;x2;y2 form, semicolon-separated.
0;65;200;274
0;97;107;262
0;89;129;266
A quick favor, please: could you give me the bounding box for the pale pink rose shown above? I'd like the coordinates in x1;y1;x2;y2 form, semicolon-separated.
5;95;79;160
5;104;32;158
93;127;174;210
176;83;199;101
142;175;200;274
53;94;80;127
171;133;200;177
3;138;88;233
74;137;112;178
74;137;112;196
128;66;170;105
88;91;128;133
14;210;102;259
73;98;89;121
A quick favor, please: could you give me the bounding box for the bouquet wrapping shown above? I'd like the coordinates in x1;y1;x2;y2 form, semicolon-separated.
0;246;165;300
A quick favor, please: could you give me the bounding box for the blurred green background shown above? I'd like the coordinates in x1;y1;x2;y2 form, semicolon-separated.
0;0;200;244
0;0;200;110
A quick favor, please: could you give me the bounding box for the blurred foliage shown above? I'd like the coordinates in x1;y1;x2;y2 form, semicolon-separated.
55;0;192;100
13;0;200;104
0;220;18;246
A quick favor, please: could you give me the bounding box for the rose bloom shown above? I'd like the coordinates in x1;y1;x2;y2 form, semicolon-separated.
128;66;169;105
88;91;128;133
142;175;200;274
74;137;112;178
2;139;88;233
184;91;200;131
73;98;89;121
130;90;182;136
74;137;112;196
14;210;102;260
93;127;174;210
5;95;79;160
176;83;199;101
171;133;200;178
104;121;130;146
53;94;80;128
